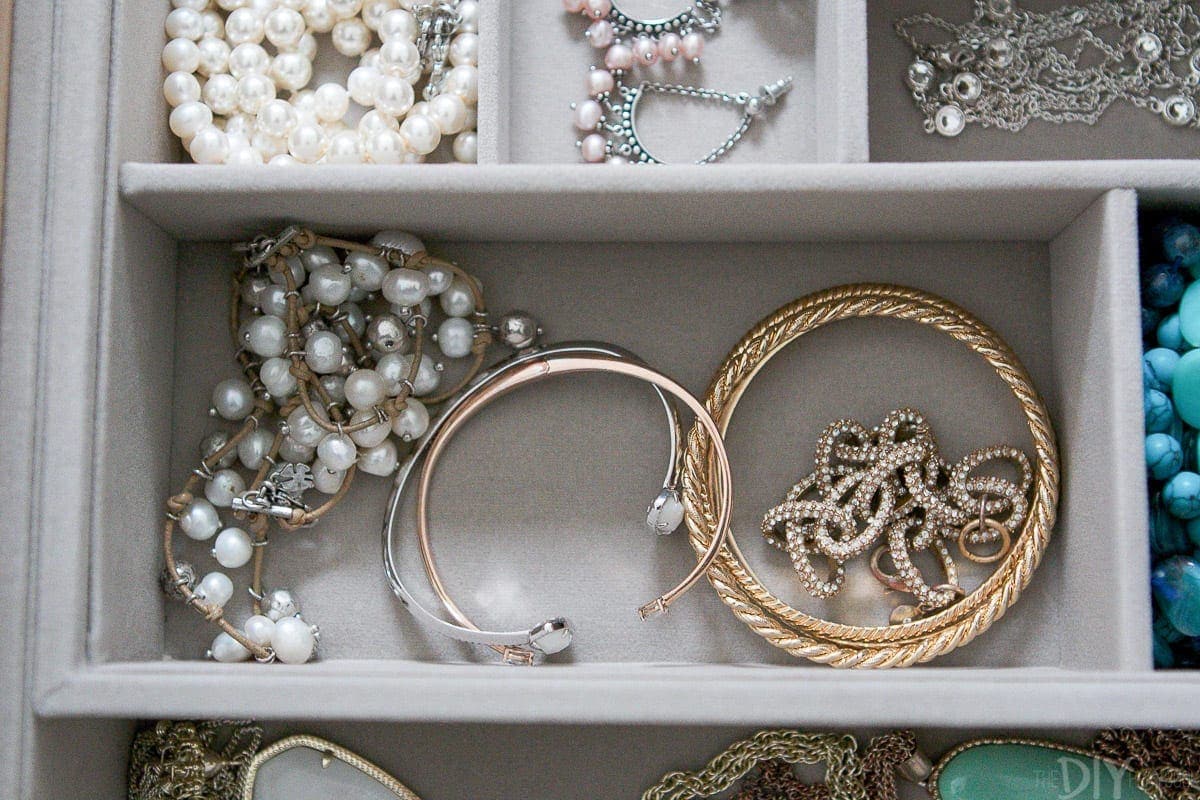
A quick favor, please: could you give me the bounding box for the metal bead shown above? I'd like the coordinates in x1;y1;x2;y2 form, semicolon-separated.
1163;94;1196;126
905;60;936;92
365;313;410;355
951;72;982;104
1134;31;1163;62
497;310;541;350
159;562;197;600
264;588;300;621
934;104;966;137
745;96;764;116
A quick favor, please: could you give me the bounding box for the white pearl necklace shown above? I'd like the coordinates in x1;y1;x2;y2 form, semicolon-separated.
163;0;480;165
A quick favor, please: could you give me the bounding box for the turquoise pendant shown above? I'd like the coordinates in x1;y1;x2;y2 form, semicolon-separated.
932;741;1150;800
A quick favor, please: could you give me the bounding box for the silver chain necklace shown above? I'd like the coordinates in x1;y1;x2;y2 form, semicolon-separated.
896;0;1200;136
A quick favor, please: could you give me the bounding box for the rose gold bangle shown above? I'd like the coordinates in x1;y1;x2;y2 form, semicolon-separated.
409;352;733;664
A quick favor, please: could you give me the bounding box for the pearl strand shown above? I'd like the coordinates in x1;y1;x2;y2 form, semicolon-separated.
163;0;480;165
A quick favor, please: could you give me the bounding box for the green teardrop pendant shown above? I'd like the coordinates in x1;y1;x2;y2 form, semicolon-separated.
934;742;1150;800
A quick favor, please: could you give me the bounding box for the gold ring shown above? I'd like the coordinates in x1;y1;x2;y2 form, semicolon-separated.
958;518;1013;564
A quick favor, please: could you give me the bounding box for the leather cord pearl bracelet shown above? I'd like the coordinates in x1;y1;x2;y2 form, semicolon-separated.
384;343;734;665
682;283;1060;668
161;225;530;664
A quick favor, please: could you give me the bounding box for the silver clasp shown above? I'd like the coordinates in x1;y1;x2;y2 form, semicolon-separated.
232;462;313;520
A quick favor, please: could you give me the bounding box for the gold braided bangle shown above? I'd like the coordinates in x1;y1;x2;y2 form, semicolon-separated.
682;284;1060;668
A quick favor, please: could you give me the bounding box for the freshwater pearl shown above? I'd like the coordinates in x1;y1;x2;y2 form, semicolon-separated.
587;19;613;48
279;437;315;463
1165;471;1200;519
349;408;392;447
226;7;265;44
263;6;305;48
347;66;382;107
238;427;277;469
457;0;478;32
449;31;479;67
658;32;681;62
257;98;298;138
681;32;705;62
312;459;347;493
272;51;313;93
439;277;475;317
213;527;254;568
166;7;206;39
380;38;421;76
202;9;226;37
305;330;344;373
407;353;441;396
443;65;478;104
573;99;603;130
437;316;474;358
633;37;659;66
205;468;247;508
362;0;396;30
286;120;326;163
345;368;389;409
246;314;287;357
375;75;416;117
367;129;407;163
313;83;350;124
197;37;232;76
196;571;235;608
318;432;358;471
321;374;347;404
170;101;213;139
164;71;202;107
382;268;430;307
308;264;353;306
428;93;468;135
243;614;276;646
237;73;277;115
392;397;429;440
333;18;372;56
188;126;231;164
345;252;388;293
210;632;252;662
163;38;202;73
378;8;417;42
584;0;612;20
587;68;615;96
286;405;330;447
229;42;270;78
422;265;452;296
201;431;239;469
303;0;337;31
265;588;300;620
180;498;222;541
374;353;409;394
358;439;399;475
203;74;240;115
580;133;607;163
212;378;256;420
272;616;316;664
453;130;478;163
373;230;425;255
400;113;442;155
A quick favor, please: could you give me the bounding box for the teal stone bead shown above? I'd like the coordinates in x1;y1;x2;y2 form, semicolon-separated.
934;742;1149;800
1159;313;1188;351
1179;279;1200;345
1164;471;1200;518
1152;555;1200;636
1145;388;1176;434
1173;350;1200;427
1154;630;1176;667
1165;221;1200;274
1156;613;1186;643
1152;505;1190;555
1145;347;1181;391
1147;433;1184;480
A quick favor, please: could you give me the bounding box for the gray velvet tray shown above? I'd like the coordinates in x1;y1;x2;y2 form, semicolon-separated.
5;0;1200;797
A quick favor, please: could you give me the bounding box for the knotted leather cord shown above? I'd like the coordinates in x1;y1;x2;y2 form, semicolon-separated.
161;228;490;659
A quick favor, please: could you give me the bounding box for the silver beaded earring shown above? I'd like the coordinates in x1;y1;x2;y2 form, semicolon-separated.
565;0;793;164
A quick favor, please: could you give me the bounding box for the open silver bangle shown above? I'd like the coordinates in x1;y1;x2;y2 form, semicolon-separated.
382;342;733;665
